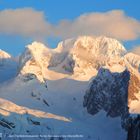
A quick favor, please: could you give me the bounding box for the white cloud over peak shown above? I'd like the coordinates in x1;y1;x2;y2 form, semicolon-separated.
53;10;140;41
0;8;140;41
0;8;51;39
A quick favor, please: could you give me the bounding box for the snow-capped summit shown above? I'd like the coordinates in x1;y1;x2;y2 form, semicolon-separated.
0;49;18;83
19;42;52;82
17;36;129;81
49;36;127;80
124;52;140;72
19;41;51;68
73;36;126;57
0;49;11;59
54;36;126;56
72;36;126;70
0;49;12;66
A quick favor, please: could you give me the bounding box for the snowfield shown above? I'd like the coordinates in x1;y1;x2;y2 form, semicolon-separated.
0;36;140;139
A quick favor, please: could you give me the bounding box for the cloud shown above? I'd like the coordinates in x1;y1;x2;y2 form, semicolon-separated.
0;9;140;41
53;10;140;41
0;8;52;39
131;46;140;55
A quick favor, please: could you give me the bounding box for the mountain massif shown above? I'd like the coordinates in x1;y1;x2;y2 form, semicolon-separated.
0;36;140;140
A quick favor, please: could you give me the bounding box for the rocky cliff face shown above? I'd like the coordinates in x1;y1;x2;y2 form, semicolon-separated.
127;115;140;140
83;66;140;140
83;68;130;118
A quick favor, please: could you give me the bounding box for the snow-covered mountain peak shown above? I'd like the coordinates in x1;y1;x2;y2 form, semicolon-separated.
54;36;127;56
26;41;49;55
124;52;140;72
17;36;128;81
73;36;126;58
0;49;18;83
22;41;51;63
0;49;11;59
14;35;131;83
19;42;46;66
19;42;52;82
50;36;127;79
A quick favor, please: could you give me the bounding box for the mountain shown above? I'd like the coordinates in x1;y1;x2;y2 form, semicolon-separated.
19;42;52;82
124;53;140;72
0;49;11;66
0;49;11;59
49;36;127;80
0;49;17;83
19;36;127;81
83;68;130;118
0;36;140;139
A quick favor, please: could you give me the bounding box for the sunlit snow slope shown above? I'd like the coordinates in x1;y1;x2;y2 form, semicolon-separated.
0;36;140;140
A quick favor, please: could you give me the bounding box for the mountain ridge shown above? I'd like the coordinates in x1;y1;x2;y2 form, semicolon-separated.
18;36;130;82
0;35;140;140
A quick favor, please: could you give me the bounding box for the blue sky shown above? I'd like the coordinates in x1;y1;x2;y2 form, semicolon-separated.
0;0;140;56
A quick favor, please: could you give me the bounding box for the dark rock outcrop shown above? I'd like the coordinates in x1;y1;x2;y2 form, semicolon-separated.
127;115;140;140
0;118;15;129
21;73;37;82
83;68;130;118
128;72;140;101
